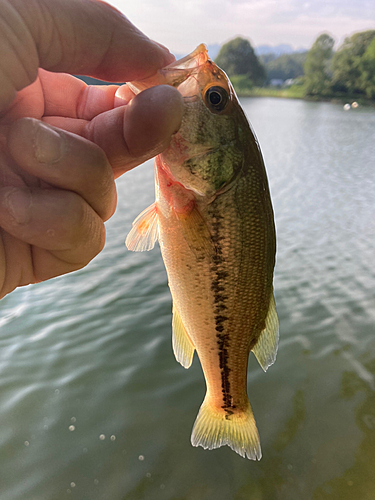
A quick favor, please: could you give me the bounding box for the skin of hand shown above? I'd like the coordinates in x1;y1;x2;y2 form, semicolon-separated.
0;0;184;299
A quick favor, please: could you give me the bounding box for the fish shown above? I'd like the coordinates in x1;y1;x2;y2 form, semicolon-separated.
125;44;279;460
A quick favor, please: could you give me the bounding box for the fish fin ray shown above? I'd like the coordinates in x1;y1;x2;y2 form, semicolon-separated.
252;292;279;372
172;305;195;369
175;206;212;259
125;203;159;252
191;396;261;460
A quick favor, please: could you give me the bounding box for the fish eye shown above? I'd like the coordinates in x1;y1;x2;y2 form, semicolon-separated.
205;86;229;113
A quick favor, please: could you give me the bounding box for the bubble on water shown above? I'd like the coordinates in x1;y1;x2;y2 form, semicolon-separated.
24;441;30;447
67;489;71;494
55;389;60;395
287;464;293;470
94;479;99;485
146;473;151;478
138;455;144;461
69;425;75;432
70;482;76;488
110;435;116;441
99;434;105;440
160;484;165;490
71;417;76;423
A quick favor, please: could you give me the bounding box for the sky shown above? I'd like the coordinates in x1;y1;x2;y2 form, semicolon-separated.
107;0;375;54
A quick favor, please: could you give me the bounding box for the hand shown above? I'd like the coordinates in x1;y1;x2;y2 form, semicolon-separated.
0;0;184;299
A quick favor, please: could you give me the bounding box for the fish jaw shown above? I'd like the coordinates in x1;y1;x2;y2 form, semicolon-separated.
127;44;209;94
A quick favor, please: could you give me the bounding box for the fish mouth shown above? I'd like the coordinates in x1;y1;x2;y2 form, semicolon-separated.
127;45;211;95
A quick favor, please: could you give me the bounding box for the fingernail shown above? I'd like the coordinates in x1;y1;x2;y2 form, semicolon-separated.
34;123;63;163
4;188;31;225
115;85;133;106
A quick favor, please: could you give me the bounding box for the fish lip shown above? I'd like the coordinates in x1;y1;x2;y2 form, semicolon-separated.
183;94;200;103
127;45;210;95
162;44;209;71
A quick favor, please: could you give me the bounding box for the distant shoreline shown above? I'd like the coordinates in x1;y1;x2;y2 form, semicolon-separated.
236;87;375;107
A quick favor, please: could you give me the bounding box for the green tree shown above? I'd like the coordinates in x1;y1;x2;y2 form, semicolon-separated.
331;30;375;95
215;37;266;86
304;33;335;96
359;38;375;98
265;52;307;81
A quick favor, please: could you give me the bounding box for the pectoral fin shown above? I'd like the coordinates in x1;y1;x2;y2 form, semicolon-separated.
125;203;159;252
172;305;195;369
252;293;279;372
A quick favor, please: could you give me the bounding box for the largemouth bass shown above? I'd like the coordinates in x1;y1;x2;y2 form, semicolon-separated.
125;45;279;460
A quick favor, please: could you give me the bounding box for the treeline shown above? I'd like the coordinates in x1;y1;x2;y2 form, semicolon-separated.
215;30;375;101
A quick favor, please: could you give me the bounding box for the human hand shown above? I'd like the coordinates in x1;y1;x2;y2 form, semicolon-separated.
0;0;184;299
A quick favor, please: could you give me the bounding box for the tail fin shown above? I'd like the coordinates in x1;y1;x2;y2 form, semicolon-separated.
190;396;261;460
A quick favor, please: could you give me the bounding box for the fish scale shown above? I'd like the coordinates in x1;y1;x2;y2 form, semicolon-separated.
126;44;279;460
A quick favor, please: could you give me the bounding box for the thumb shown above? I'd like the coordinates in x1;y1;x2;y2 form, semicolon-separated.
0;0;174;111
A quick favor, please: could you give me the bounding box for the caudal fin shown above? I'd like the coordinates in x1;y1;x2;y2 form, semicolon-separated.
190;396;261;460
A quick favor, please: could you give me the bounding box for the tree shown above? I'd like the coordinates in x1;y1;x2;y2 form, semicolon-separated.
215;37;266;86
359;37;375;98
304;34;335;96
331;30;375;95
264;52;307;81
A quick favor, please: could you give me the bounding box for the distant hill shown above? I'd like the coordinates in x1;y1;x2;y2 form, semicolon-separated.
255;44;307;56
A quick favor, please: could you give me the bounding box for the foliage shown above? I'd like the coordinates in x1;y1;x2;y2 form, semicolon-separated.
331;30;375;97
304;34;335;96
215;37;266;86
359;38;375;98
215;29;375;103
230;74;254;94
259;53;277;65
235;84;306;99
263;52;307;81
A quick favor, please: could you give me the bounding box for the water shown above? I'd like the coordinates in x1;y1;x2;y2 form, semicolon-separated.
0;98;374;500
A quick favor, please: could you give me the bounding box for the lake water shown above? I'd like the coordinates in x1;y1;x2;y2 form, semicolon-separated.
0;97;374;500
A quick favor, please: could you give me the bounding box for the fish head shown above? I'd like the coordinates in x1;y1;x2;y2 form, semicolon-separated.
161;45;248;198
129;45;250;198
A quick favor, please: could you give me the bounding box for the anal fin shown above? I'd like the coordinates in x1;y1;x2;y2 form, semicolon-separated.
252;292;279;372
172;305;195;369
125;203;159;252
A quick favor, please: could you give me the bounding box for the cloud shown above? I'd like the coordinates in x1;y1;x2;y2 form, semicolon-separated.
110;0;375;53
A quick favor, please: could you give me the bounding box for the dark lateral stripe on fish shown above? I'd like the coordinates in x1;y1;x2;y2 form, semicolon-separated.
209;212;233;417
